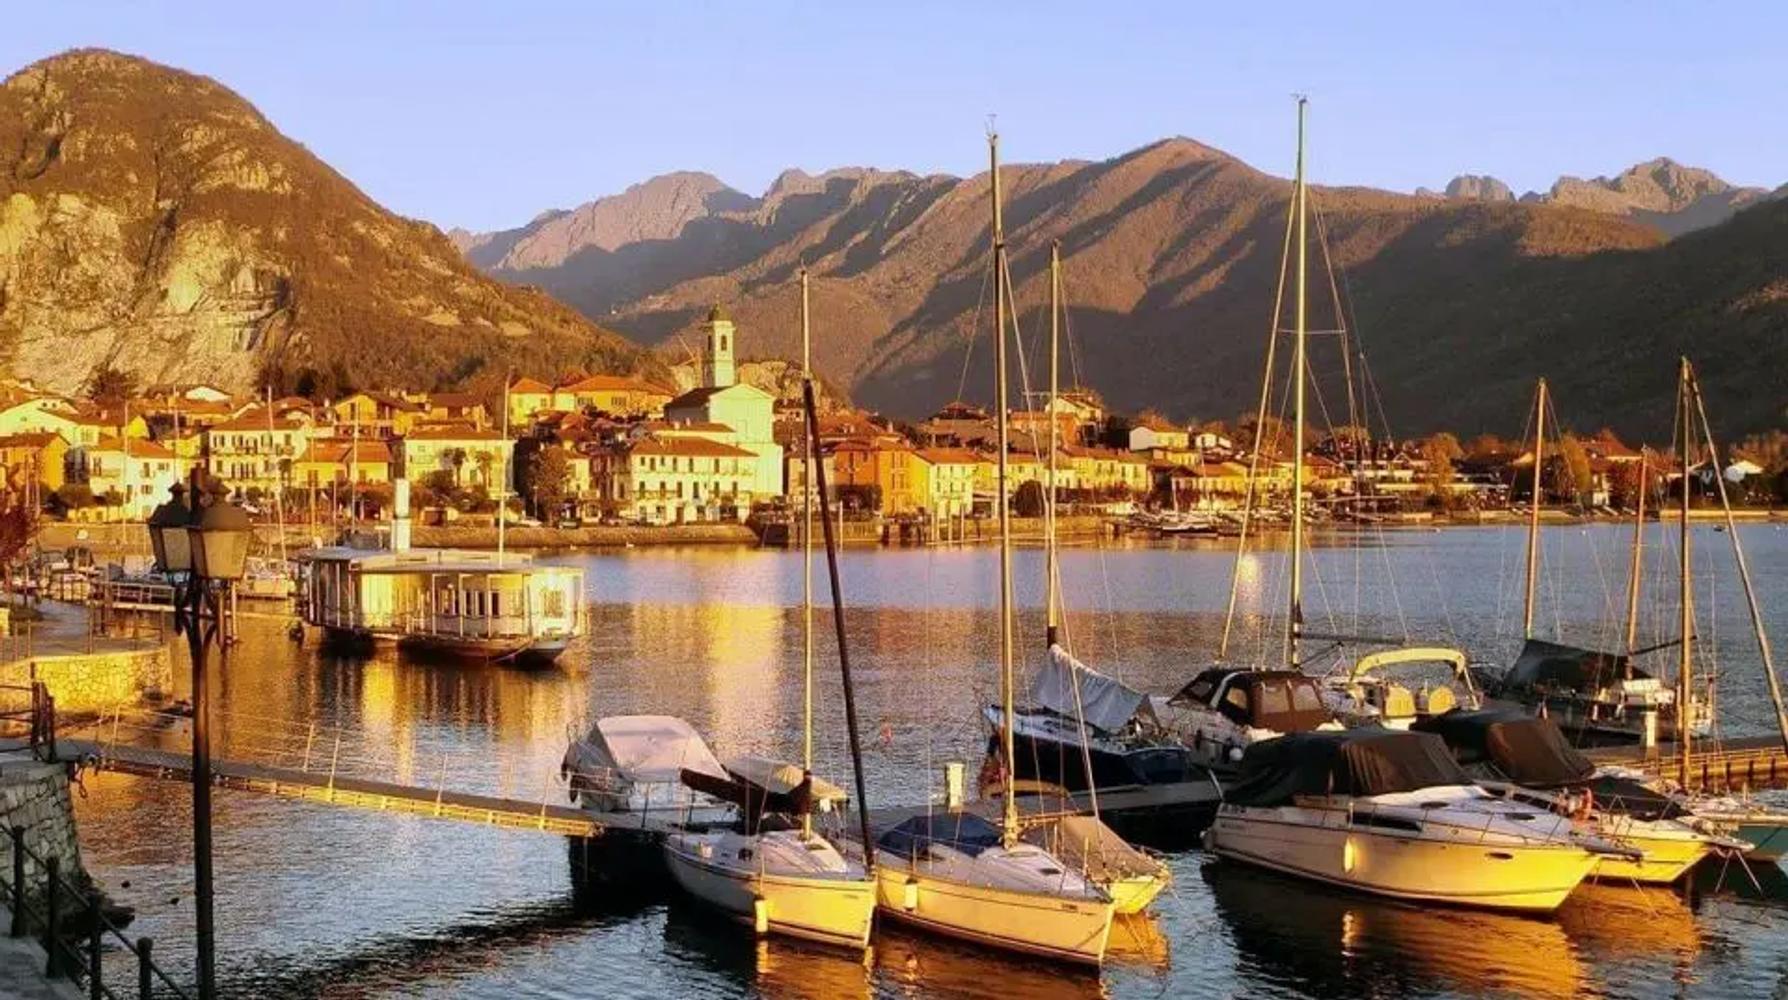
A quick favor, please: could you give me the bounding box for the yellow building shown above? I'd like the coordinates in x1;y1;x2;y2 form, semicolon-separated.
507;377;556;427
330;391;420;437
555;374;675;417
0;432;70;491
204;411;313;496
421;392;490;428
294;439;394;487
1063;445;1151;495
915;448;983;518
83;437;187;519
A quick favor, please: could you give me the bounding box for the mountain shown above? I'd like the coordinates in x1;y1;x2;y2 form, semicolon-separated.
1423;160;1772;238
0;49;656;399
458;138;1786;436
1534;158;1772;237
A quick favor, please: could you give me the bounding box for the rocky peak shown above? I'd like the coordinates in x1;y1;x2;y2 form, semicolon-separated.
1443;174;1514;202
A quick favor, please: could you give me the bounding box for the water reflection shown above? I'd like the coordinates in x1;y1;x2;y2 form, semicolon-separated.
1203;860;1589;999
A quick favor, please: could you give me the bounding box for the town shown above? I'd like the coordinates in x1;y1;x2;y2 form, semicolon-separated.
0;303;1780;545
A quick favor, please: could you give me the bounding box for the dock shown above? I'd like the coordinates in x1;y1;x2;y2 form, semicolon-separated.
1585;734;1788;793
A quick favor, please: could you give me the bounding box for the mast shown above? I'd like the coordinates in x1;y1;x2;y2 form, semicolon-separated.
266;386;288;563
800;267;815;840
1045;242;1060;649
989;127;1019;845
1287;96;1308;671
1676;358;1692;782
1622;452;1647;672
1523;378;1547;639
1685;360;1788;756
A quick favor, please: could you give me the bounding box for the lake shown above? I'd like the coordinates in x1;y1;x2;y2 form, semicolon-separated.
71;522;1788;998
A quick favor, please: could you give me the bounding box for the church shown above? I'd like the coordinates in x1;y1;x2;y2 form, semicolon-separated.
663;305;784;499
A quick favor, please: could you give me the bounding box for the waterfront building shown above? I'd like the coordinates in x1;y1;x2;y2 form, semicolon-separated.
663;306;784;499
915;447;983;519
204;410;313;498
1062;444;1151;496
1129;414;1190;453
0;432;70;491
293;439;394;488
399;424;514;489
420;392;489;428
590;434;756;524
507;377;556;427
555;373;675;417
81;436;185;519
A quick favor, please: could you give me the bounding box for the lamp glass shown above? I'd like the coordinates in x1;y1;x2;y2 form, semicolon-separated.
189;502;252;581
147;498;193;574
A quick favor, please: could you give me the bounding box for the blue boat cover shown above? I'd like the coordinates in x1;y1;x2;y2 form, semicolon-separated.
877;813;1003;858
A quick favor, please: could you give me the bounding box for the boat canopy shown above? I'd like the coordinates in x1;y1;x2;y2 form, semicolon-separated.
588;715;726;782
1412;709;1594;788
1170;668;1333;732
722;755;849;805
1224;730;1471;807
1503;639;1644;695
1030;644;1154;734
876;813;1003;859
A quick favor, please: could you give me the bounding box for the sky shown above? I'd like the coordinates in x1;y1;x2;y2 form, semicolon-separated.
6;2;1785;233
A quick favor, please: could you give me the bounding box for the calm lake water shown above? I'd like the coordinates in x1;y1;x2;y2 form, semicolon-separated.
70;522;1788;998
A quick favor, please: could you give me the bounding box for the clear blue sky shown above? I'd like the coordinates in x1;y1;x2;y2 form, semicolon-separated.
7;1;1783;232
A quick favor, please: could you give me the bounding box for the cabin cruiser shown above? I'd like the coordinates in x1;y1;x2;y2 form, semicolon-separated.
986;644;1205;792
1321;646;1478;730
561;715;738;826
1486;639;1709;746
1158;667;1340;772
1413;708;1743;883
663;756;875;948
1205;729;1631;912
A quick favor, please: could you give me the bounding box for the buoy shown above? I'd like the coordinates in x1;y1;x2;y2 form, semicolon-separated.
902;879;920;911
753;896;770;935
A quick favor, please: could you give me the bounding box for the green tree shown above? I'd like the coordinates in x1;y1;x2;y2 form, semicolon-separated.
1548;434;1595;507
1013;480;1047;517
1420;432;1464;505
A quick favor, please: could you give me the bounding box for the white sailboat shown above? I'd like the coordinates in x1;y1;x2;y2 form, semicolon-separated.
662;270;876;948
1204;99;1627;914
866;128;1113;966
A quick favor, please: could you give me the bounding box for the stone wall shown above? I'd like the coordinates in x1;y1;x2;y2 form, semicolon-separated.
0;645;172;720
0;760;87;896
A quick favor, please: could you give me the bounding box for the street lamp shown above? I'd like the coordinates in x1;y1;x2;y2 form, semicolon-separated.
146;470;248;1000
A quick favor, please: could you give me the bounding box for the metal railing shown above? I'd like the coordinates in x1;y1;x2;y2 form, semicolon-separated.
4;824;191;999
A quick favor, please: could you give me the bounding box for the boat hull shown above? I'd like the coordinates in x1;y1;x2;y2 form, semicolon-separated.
1592;828;1711;884
1107;872;1167;915
664;841;875;948
871;860;1112;965
1206;811;1597;912
1735;823;1788;860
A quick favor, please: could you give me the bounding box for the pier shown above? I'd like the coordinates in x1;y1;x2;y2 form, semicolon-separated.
1585;736;1788;793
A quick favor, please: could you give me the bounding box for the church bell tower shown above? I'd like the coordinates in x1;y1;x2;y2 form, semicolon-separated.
702;304;736;388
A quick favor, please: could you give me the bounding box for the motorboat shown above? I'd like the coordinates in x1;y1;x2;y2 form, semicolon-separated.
664;756;875;948
867;812;1113;965
560;714;737;826
1321;646;1478;730
1204;729;1629;912
1412;708;1742;883
1484;639;1707;746
987;644;1204;792
1157;667;1340;772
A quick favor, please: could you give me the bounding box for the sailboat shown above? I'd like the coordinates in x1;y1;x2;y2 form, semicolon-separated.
1203;99;1628;913
662;270;877;948
980;241;1174;915
1485;378;1708;744
864;128;1113;966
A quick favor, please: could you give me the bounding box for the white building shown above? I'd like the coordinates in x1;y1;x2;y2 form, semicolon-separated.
664;305;783;499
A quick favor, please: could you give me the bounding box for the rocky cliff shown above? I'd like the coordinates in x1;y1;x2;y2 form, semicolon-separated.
0;50;654;398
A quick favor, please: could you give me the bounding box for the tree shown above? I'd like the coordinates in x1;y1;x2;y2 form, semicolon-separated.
520;445;570;518
1548;434;1595;507
0;487;39;591
1420;432;1463;506
1013;480;1046;517
82;364;138;406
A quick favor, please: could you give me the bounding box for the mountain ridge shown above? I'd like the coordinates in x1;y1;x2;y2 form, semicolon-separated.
0;49;658;400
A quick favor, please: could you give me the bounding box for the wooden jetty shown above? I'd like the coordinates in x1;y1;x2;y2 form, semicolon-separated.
1585;735;1788;793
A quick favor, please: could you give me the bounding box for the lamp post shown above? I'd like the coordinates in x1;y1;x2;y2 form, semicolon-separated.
146;470;250;1000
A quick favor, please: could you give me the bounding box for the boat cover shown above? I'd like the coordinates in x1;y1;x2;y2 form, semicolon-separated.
1170;668;1334;732
1413;709;1595;788
561;715;727;811
1224;730;1471;807
1030;644;1154;734
722;755;849;805
877;813;1003;859
1586;772;1687;822
1502;639;1643;695
1024;813;1163;882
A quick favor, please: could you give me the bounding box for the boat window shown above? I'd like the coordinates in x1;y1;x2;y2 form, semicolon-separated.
738;848;754;861
1256;682;1292;717
1351;813;1422;833
1290;682;1323;713
543;590;565;617
1224;687;1249;713
1187;679;1217;703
